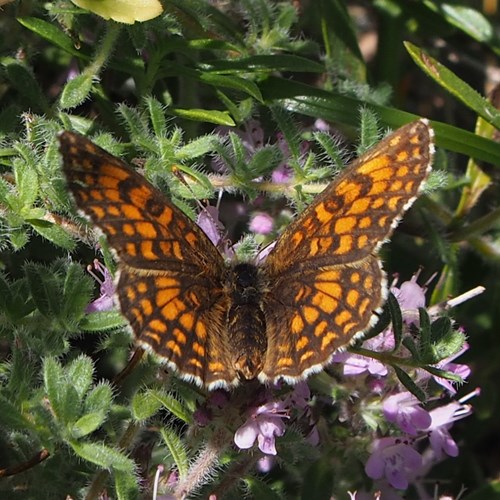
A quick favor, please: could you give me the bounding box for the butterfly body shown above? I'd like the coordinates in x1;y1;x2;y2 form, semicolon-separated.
60;119;434;390
227;262;268;380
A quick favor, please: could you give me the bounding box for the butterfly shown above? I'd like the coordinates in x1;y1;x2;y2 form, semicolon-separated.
59;119;434;390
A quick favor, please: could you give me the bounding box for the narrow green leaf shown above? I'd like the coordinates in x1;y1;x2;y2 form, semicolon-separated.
69;441;135;472
405;42;500;130
29;219;76;250
150;390;192;423
358;108;381;154
67;355;94;400
388;293;403;350
176;135;219;160
114;469;140;500
59;73;94;110
201;54;324;74
423;365;464;384
2;58;49;113
79;311;127;332
423;2;500;55
171;108;235;126
24;263;60;317
17;17;88;58
84;383;114;414
247;146;282;177
62;264;93;320
72;412;106;438
145;96;167;137
198;73;263;102
259;76;500;165
160;427;189;479
418;307;432;347
43;357;65;418
393;366;427;402
13;158;39;209
131;390;162;421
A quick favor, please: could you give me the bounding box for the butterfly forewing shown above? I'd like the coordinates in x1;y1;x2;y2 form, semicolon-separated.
264;120;434;272
60;132;238;388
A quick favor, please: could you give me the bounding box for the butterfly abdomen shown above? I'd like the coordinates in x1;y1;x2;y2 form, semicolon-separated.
227;263;267;380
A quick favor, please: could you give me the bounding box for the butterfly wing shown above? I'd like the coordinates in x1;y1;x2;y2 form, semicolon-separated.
59;132;238;389
259;119;434;383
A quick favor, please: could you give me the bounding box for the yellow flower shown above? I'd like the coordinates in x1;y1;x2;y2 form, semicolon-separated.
71;0;163;24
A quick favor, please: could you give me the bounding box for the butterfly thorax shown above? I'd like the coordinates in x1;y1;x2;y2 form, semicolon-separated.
227;262;267;381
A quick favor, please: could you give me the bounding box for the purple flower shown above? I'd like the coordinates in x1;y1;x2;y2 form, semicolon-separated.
196;205;225;247
234;401;289;455
390;272;427;325
332;350;388;377
365;437;423;490
332;328;393;377
383;392;432;436
86;260;115;312
271;163;293;183
427;390;477;459
256;455;275;473
249;212;274;235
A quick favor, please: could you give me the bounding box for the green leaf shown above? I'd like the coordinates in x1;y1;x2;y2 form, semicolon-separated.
176;135;219;160
114;469;140;500
41;337;84;424
12;157;39;210
145;96;167;137
388;293;403;350
358;108;381;154
423;365;463;385
423;2;500;55
393;366;427;403
2;58;49;113
84;383;114;414
160;427;189;479
259;76;500;165
79;311;127;332
69;441;135;472
131;390;162;420
247;146;282;177
17;17;88;58
405;42;500;130
25;263;60;317
202;54;324;74
171;108;235;126
150;390;192;423
59;73;94;110
71;411;107;438
67;355;94;400
430;317;453;343
27;216;75;249
198;73;263;102
62;263;93;320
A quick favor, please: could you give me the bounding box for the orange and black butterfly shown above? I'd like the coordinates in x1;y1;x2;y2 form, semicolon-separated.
59;119;433;389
